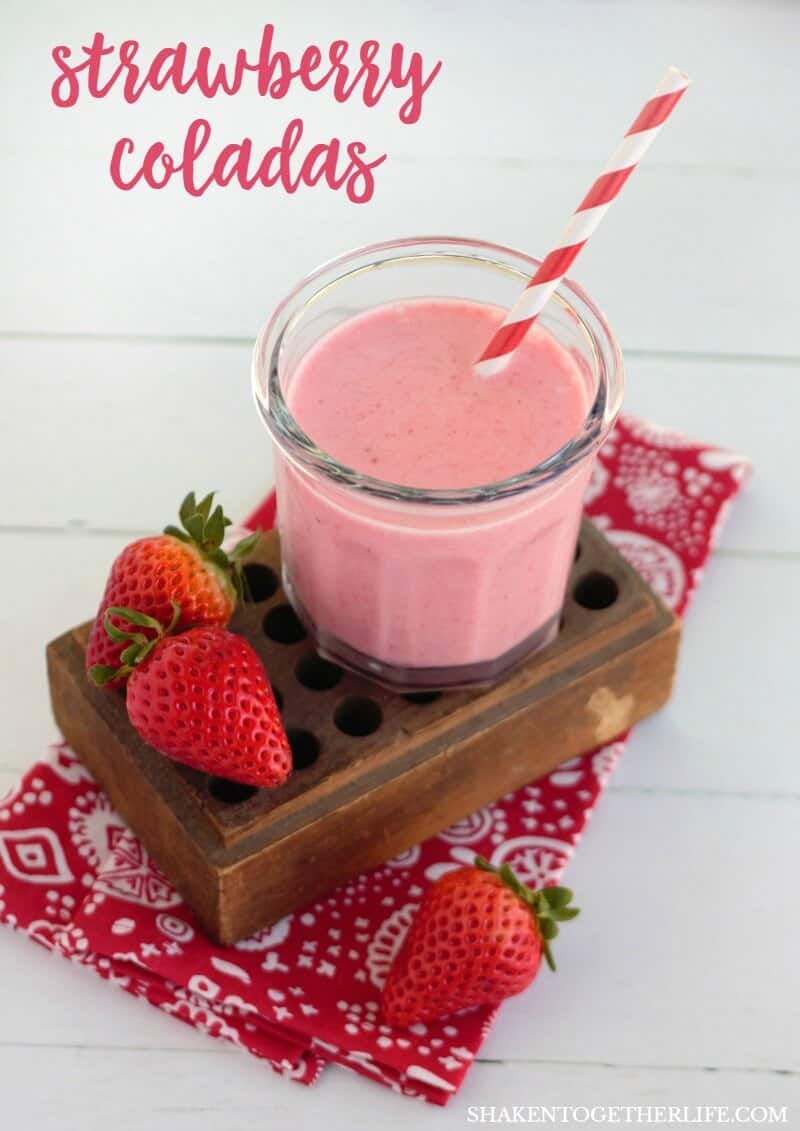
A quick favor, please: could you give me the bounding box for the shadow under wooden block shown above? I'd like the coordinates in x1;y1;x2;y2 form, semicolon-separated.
47;519;680;944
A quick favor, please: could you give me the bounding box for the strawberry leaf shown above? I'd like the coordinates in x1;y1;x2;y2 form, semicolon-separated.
179;492;197;526
229;530;261;561
165;600;181;634
163;524;191;544
102;614;137;644
183;513;205;544
90;664;122;686
100;604;181;675
195;492;216;522
539;918;558;940
120;643;142;667
107;606;165;633
542;886;573;909
204;505;226;549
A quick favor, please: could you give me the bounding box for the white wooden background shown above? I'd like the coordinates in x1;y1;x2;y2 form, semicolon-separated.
1;2;799;1126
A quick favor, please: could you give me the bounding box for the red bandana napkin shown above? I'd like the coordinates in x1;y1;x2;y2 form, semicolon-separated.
0;416;749;1104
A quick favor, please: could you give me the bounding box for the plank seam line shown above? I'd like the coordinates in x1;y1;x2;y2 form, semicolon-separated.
1;331;800;367
0;1041;796;1075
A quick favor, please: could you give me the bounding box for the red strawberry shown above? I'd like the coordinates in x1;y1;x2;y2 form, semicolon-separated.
381;857;579;1027
91;608;291;789
87;492;259;688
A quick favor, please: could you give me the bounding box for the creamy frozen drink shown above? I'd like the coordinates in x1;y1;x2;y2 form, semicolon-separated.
255;239;622;690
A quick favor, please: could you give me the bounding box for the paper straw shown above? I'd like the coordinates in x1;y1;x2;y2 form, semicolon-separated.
476;65;690;376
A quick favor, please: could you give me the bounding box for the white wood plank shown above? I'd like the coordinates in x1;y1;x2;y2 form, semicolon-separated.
1;3;798;353
482;792;800;1070
0;340;273;534
2;159;795;359
622;355;795;557
617;555;800;795
1;342;792;553
0;532;131;773
0;771;17;794
0;1046;795;1131
0;927;215;1052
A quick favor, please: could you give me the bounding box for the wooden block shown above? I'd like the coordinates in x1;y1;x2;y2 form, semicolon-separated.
47;519;680;944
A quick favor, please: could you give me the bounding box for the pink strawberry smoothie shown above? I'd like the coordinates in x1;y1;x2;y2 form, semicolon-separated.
275;297;595;677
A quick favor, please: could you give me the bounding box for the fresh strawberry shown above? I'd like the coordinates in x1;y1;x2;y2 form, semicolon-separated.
381;857;579;1027
91;606;291;789
86;492;259;688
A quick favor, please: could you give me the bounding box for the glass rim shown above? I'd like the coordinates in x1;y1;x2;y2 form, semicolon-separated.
252;235;624;507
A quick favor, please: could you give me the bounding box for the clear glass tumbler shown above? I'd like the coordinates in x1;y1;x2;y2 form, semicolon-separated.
252;237;623;691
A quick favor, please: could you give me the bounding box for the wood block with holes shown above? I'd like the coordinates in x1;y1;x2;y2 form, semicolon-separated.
47;519;680;945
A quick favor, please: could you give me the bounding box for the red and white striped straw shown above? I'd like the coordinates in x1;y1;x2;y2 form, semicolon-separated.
476;65;690;376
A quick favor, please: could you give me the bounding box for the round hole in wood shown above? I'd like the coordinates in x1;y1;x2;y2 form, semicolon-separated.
573;571;619;610
334;695;383;737
208;776;258;805
242;562;279;603
271;684;284;712
295;653;343;691
263;603;307;644
287;728;321;769
403;691;442;705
